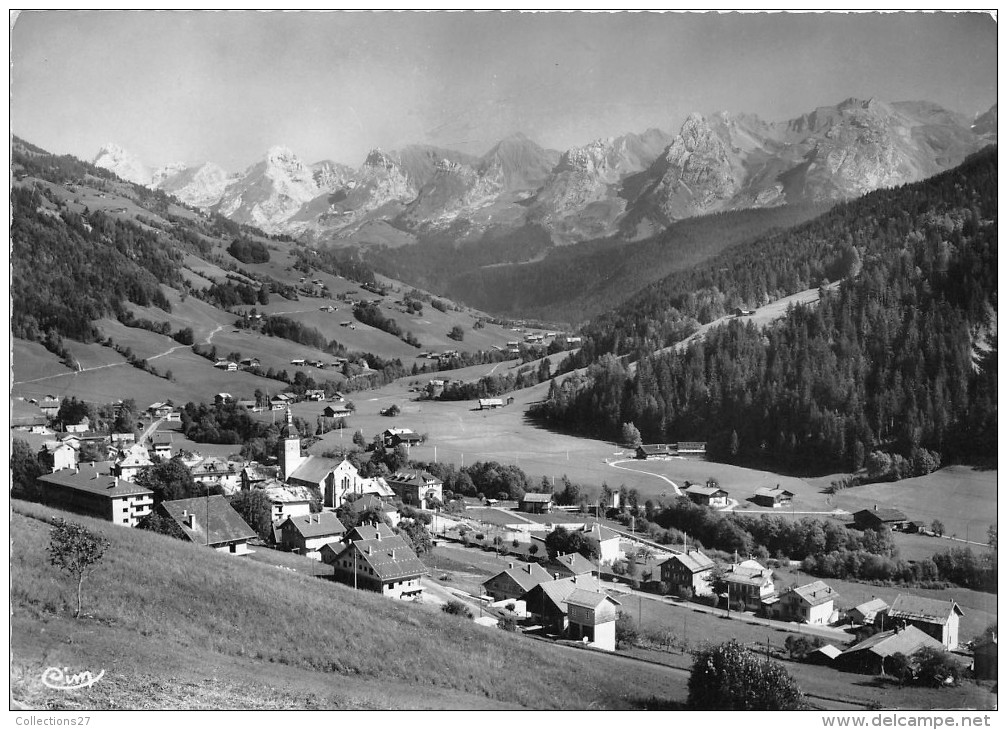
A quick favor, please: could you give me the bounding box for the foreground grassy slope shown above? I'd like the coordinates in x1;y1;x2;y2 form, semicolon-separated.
11;500;686;710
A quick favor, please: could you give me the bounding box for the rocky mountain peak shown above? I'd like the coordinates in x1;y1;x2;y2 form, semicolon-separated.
92;143;151;186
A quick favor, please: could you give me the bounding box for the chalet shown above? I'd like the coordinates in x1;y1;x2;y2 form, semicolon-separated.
290;359;306;367
11;399;48;430
213;360;237;372
544;552;597;579
261;483;315;522
191;457;240;492
215;393;233;404
305;389;326;401
157;496;257;554
725;559;776;612
38;397;61;417
236;400;258;412
837;625;945;675
38;441;77;473
278;511;345;557
684;483;729;508
65;422;90;434
734;307;756;317
659;548;715;597
110;432;136;446
341;494;400;526
519;492;553;514
566;336;582;344
881;594;964;649
152;435;173;459
382;428;422;448
386;469;443;509
849;598;889;625
323;535;426;599
146;402;173;418
36;463;153;527
165;411;182;423
853;507;911;532
239;357;261;369
752;486;794;508
482;562;553;601
581;523;622;564
478;398;504;409
774;581;838;625
566;589;621;651
636;443;674;460
112;443;153;481
322;403;353;419
522;574;603;634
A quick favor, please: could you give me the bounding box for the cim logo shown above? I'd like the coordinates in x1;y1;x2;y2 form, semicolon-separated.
40;667;105;690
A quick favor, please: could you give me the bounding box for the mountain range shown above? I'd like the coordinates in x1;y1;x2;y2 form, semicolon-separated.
94;97;996;245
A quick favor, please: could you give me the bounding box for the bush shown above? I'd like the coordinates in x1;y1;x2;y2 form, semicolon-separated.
441;600;474;619
615;612;639;648
498;615;518;632
688;640;808;710
913;646;963;687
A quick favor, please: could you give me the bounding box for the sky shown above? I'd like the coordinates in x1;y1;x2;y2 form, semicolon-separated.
10;11;999;173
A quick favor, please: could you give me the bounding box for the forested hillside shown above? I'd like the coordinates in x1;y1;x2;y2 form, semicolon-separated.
534;147;998;473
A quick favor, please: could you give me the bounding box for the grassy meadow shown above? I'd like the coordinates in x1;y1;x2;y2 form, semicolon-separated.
11;499;688;710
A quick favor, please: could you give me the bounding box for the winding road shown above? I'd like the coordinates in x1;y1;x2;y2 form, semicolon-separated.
605;459;683;496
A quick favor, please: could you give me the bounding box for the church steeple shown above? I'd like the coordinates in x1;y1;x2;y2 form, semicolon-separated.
280;407;302;480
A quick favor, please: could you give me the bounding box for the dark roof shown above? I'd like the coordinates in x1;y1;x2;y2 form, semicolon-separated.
637;444;671;455
344;523;396;542
160;496;257;546
888;594;963;625
662;550;715;573
754;487;794;499
685;484;728;498
548;552;597;575
485;563;553;592
521;493;553;503
841;626;944;659
281;512;345;539
387;469;440;487
345;494;395;514
855;508;909;523
350;538;427;581
37;463;152;498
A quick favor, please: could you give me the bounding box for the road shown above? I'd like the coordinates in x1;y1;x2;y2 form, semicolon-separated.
13;325;224;386
606;459;682;495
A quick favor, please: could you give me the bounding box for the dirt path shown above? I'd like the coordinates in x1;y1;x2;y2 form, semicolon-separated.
606;459;683;496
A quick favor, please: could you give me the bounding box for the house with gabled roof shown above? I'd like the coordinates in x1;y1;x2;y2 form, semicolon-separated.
156;495;257;554
381;428;422;448
261;483;315;522
343;523;396;543
636;443;674;460
775;580;839;625
544;552;597;579
342;494;400;526
112;443;153;481
519;492;553;514
725;559;776;611
565;589;621;651
323;534;426;599
581;523;622;563
277;511;345;557
881;594;964;649
849;597;889;625
38;441;77;473
152;434;173;460
685;483;730;508
521;574;603;634
853;507;911;532
190;457;240;492
482;562;553;601
386;468;443;509
837;625;945;674
659;548;716;596
752;486;794;508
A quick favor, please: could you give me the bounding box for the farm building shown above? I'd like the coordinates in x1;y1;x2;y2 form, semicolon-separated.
752;486;794;508
881;594;964;649
853;507;911;532
157;496;257;554
519;492;553;514
36;463;153;528
636;443;674;460
482;562;553;601
849;598;889;625
676;441;707;454
684;483;729;508
836;626;945;675
322;403;353;419
152;435;173;459
659;548;715;597
478;398;504;409
806;644;843;666
382;428;423;448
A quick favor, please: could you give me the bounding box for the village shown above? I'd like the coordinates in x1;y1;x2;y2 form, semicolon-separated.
12;387;995;697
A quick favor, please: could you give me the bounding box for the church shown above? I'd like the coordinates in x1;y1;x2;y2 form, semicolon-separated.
279;409;394;508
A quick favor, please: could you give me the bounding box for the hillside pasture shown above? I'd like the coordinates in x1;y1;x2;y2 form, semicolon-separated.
11;500;689;710
11;338;75;383
829;466;997;543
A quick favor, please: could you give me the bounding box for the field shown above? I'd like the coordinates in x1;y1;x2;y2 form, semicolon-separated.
11;499;691;710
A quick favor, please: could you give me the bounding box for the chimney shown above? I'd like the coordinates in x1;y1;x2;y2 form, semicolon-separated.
509;562;514;570
390;548;396;559
553;573;559;580
874;504;878;511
